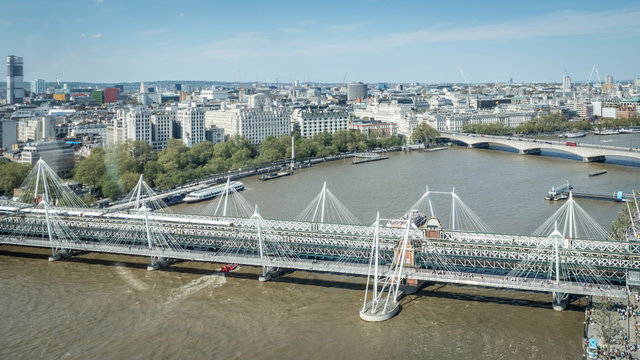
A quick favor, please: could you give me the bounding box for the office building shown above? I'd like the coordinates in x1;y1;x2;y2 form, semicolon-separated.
347;82;367;101
562;75;572;91
605;75;614;85
151;110;175;150
205;93;290;145
31;79;46;95
92;90;104;104
0;119;18;150
205;125;225;145
17;116;56;142
177;107;205;147
291;109;349;138
104;88;119;103
20;141;75;176
7;55;24;104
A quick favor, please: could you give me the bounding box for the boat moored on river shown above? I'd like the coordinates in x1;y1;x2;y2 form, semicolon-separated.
184;181;244;203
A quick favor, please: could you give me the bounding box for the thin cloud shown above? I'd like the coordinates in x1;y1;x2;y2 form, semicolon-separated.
95;0;104;4
374;9;640;47
0;19;12;26
92;33;103;38
178;8;640;62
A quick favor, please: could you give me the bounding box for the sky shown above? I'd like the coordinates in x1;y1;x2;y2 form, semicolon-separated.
1;0;639;84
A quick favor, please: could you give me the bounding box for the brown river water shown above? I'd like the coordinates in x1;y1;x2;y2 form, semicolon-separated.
2;134;639;359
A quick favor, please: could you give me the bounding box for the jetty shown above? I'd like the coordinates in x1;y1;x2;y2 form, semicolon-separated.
352;153;389;165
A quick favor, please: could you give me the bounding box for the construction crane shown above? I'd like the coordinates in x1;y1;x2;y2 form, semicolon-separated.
459;69;473;109
339;72;348;91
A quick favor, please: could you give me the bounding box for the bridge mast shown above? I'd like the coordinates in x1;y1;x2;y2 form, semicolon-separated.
451;187;456;231
223;177;231;217
43;199;57;260
134;174;145;210
362;212;381;313
311;181;328;223
550;223;568;311
320;181;327;223
33;160;42;202
253;205;269;281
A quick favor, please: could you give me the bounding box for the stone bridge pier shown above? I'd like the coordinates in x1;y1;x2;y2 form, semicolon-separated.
583;155;606;162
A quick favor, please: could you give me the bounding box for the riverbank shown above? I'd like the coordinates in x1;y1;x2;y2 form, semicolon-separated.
585;296;640;359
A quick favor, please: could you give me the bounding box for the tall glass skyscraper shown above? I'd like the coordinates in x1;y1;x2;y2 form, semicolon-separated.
7;55;24;104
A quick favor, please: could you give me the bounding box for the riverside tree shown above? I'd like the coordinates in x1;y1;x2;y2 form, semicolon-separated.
411;122;440;145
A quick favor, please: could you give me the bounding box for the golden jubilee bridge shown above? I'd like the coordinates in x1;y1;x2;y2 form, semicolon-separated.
1;160;639;321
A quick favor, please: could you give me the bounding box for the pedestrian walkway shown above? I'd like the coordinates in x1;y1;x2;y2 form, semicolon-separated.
586;295;640;359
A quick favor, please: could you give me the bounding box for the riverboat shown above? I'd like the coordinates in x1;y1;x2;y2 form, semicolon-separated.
620;127;640;134
183;181;244;203
588;169;607;177
594;129;620;135
559;132;586;138
260;170;291;181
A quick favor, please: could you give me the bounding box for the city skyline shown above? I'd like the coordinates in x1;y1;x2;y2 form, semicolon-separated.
1;0;640;84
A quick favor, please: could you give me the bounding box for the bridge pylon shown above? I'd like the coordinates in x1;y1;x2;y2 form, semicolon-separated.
252;206;272;281
24;160;80;261
550;224;568;311
360;211;416;321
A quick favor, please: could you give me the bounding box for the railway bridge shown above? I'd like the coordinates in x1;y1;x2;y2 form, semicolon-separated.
1;160;639;321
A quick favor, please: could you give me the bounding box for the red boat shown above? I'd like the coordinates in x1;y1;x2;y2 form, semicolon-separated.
220;264;238;273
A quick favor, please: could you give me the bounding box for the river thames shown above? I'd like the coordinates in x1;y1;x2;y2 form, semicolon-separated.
1;133;639;359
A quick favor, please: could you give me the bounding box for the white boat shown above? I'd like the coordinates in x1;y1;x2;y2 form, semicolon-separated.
595;129;620;135
620;127;640;134
562;132;586;138
184;181;244;203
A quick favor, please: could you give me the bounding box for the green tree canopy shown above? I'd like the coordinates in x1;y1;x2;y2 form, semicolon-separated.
0;161;31;196
411;122;440;145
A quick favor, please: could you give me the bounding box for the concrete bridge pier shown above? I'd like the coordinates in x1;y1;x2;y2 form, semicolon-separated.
259;267;283;282
520;148;541;155
48;248;72;262
583;155;606;162
147;257;171;271
552;292;568;311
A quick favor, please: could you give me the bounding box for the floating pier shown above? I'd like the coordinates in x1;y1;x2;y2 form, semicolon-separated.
352;153;389;165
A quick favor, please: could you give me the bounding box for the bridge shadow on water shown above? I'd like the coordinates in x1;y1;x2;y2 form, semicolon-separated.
402;284;585;312
0;248;587;311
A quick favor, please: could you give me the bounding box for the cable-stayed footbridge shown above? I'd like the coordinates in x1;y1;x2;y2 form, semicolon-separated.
1;160;639;321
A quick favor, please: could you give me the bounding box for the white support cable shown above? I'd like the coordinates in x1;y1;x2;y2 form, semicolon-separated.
393;214;413;300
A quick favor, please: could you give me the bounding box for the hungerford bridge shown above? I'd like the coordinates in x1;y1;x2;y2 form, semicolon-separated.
442;132;640;163
1;160;640;321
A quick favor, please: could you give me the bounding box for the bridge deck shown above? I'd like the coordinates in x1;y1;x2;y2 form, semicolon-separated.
0;237;629;299
442;132;640;161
